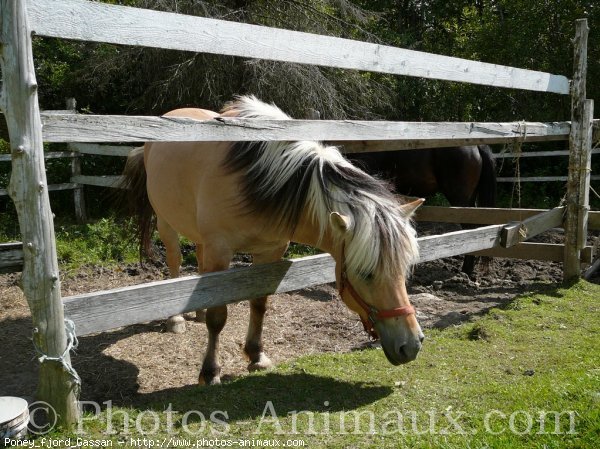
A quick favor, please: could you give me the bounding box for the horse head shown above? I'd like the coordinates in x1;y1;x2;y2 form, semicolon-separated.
330;198;425;365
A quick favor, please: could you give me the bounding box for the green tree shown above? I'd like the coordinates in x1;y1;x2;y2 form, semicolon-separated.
34;0;397;119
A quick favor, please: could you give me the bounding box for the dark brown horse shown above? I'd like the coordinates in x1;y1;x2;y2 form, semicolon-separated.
348;145;497;277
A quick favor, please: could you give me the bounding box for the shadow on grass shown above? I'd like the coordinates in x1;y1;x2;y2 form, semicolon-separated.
132;372;392;420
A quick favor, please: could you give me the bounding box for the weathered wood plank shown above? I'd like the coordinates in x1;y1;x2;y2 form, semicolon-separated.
64;254;337;336
564;19;592;281
71;143;137;157
415;206;551;225
335;134;570;152
471;242;594;263
0;0;79;424
417;224;504;263
501;207;565;248
594;119;600;143
589;211;600;230
0;242;23;273
40;114;572;143
69;146;86;223
0;182;79;196
492;148;600;158
26;115;600;147
63;224;504;336
581;245;595;264
498;175;600;182
584;256;600;280
27;0;570;94
48;182;79;191
0;151;77;162
71;175;121;188
575;100;594;250
418;207;598;230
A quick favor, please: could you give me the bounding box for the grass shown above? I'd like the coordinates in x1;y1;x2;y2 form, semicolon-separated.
37;280;599;448
0;214;139;267
53;217;140;271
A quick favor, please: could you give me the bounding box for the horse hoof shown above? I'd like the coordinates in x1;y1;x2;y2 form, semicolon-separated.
199;371;221;386
248;354;273;372
166;315;186;334
195;310;207;323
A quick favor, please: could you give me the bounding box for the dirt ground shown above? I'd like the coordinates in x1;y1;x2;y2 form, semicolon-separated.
1;226;598;406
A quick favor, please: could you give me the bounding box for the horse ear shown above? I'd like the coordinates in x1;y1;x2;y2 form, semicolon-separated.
399;198;425;217
330;212;351;234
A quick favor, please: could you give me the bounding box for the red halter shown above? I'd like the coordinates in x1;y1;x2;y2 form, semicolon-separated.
337;243;415;339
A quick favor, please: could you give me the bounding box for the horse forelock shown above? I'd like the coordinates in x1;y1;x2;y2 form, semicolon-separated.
316;161;420;281
221;96;419;279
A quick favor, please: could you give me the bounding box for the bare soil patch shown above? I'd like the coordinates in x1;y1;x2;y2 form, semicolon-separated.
1;227;597;406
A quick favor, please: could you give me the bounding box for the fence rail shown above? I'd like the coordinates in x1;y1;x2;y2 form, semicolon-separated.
4;207;599;277
497;175;600;182
56;215;594;336
2;142;599;199
40;114;573;144
4;115;596;202
493;148;600;158
58;223;511;335
0;242;23;273
29;0;569;94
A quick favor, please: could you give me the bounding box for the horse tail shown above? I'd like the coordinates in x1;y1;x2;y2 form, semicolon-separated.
476;145;497;207
119;145;156;261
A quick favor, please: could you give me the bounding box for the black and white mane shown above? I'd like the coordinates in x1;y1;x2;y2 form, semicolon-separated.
222;96;419;280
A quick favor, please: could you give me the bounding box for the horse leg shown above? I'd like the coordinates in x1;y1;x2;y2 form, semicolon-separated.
461;251;476;279
443;191;477;278
244;297;272;372
200;305;228;385
454;199;478;279
199;246;233;385
244;245;288;372
157;217;186;333
194;243;207;323
434;147;484;280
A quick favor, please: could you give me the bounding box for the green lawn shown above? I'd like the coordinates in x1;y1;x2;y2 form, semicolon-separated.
37;280;599;448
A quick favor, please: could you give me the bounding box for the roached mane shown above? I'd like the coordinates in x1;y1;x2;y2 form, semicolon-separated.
221;96;419;280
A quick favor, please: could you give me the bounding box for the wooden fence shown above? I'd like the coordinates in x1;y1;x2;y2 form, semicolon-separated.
2;139;599;270
1;137;599;223
0;0;595;425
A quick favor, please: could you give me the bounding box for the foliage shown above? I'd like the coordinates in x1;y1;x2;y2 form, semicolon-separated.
285;243;321;258
54;217;139;270
42;280;600;447
33;0;396;119
355;0;599;122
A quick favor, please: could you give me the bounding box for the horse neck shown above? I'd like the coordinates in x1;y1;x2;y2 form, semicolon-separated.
291;209;338;257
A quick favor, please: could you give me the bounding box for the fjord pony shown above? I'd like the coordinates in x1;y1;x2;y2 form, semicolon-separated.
122;96;424;385
349;146;496;277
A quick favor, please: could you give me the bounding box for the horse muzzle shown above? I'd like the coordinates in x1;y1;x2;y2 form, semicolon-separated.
375;321;425;365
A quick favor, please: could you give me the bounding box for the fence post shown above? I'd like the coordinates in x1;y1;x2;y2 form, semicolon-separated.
65;99;87;223
71;144;87;223
564;19;594;281
0;0;79;426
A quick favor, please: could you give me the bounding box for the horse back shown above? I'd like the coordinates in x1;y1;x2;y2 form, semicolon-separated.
348;146;489;206
144;108;237;243
349;150;438;197
144;108;289;252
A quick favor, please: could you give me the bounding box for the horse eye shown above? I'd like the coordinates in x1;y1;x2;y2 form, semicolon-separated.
361;272;375;282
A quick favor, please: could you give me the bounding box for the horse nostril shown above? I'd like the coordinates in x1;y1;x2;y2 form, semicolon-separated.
419;334;425;344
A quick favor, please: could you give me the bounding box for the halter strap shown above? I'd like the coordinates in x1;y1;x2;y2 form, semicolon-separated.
337;242;415;339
